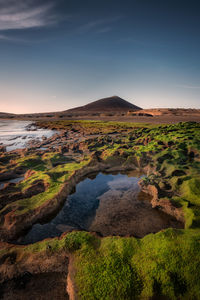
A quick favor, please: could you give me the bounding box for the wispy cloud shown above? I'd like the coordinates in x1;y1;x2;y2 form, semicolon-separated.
77;16;121;34
0;33;30;43
96;27;112;34
117;37;168;48
0;34;10;40
117;37;142;44
0;0;57;30
176;84;200;89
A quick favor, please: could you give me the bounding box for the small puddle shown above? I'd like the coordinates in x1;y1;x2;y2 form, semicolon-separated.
0;177;24;190
17;171;183;244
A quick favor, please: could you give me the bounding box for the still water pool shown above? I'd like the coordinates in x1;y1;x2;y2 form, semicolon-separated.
17;172;183;244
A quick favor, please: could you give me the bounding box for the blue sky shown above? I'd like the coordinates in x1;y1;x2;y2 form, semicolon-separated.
0;0;200;113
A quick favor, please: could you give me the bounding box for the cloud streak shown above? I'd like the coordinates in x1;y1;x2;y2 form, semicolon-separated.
176;84;200;89
96;27;112;34
0;34;10;40
77;16;121;34
0;0;57;30
0;33;31;43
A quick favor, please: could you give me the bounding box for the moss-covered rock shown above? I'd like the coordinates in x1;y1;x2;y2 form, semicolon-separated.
0;120;200;299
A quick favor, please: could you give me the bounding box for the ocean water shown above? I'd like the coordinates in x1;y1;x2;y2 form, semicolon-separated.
0;120;55;151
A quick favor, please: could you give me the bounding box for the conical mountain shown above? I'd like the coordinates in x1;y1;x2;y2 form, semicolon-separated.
67;96;142;112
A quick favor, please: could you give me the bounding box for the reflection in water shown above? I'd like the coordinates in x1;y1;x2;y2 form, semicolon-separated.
0;120;55;151
17;172;183;245
0;177;24;190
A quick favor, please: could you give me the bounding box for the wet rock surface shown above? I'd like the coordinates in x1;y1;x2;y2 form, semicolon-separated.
90;185;183;238
0;121;196;242
0;271;69;300
0;121;199;299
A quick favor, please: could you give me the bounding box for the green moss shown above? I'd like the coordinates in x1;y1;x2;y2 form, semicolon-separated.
181;177;200;205
133;229;200;299
1;121;200;299
0;158;90;216
16;155;45;171
37;120;155;134
2;121;198;226
60;229;200;299
64;231;97;252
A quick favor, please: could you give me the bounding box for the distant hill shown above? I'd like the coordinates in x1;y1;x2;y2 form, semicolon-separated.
66;96;142;113
0;112;16;118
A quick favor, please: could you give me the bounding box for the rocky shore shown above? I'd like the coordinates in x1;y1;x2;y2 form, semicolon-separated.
0;120;199;299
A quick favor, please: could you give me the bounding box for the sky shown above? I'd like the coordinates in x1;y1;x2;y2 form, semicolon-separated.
0;0;200;113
